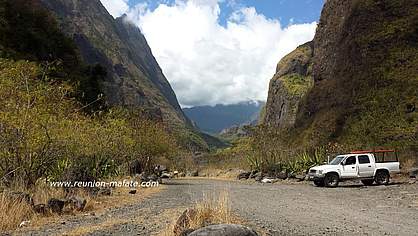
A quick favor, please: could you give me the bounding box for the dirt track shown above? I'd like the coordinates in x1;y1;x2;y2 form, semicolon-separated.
13;178;418;236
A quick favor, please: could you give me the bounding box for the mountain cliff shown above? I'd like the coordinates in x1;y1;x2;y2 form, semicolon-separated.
184;101;265;134
262;42;313;129
263;0;418;149
40;0;190;128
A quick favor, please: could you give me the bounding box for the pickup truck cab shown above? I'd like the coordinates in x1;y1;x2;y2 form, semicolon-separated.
308;150;400;187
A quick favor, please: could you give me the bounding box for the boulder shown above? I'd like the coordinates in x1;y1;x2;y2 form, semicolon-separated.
161;172;171;179
295;174;306;181
47;198;65;213
249;170;259;179
188;224;259;236
173;208;197;236
129;159;142;176
33;204;48;215
187;170;199;177
261;177;278;184
98;188;112;196
67;196;87;211
276;171;288;180
254;172;263;182
409;168;418;178
237;171;251;180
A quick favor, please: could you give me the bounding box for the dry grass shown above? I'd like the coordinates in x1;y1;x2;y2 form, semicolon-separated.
160;190;240;236
189;191;235;229
401;158;416;175
0;193;34;231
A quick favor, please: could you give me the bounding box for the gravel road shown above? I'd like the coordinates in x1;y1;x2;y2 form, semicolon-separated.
12;179;418;236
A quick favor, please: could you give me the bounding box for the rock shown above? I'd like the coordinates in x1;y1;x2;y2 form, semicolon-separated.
188;224;259;236
98;188;112;196
129;189;137;194
47;198;65;213
237;171;251;180
161;172;171;179
295;174;306;181
40;0;190;130
261;177;278;183
179;172;186;177
19;220;30;228
67;196;87;211
276;171;288;180
409;168;418;178
262;41;314;128
33;204;48;215
254;172;263;182
138;173;150;182
249;170;259;179
155;165;168;172
173;208;197;236
148;174;159;181
179;229;195;236
129;159;142;176
187;170;199;177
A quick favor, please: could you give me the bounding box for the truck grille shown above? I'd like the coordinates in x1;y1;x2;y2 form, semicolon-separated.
309;169;316;174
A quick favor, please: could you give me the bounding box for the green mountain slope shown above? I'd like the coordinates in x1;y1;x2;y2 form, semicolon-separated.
264;0;418;150
40;0;190;128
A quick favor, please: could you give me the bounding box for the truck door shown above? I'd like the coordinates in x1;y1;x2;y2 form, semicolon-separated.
340;156;358;178
358;155;374;177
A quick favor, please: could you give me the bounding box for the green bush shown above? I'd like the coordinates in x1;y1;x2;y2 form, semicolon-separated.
0;59;180;187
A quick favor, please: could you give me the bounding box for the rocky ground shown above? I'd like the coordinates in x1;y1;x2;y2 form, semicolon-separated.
10;178;418;236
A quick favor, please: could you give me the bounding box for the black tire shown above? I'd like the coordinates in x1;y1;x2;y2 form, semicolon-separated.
361;179;374;186
375;171;390;185
313;179;325;187
324;173;339;188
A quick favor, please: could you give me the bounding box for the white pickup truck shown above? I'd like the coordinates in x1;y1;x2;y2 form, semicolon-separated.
308;150;400;187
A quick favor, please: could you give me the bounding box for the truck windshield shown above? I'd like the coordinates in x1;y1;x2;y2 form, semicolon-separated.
330;156;345;165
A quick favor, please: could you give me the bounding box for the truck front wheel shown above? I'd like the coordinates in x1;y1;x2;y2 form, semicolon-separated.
313;179;325;187
324;173;339;188
375;171;389;185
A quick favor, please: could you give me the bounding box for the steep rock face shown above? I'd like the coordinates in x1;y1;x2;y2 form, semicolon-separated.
262;42;314;129
40;0;189;127
265;0;418;148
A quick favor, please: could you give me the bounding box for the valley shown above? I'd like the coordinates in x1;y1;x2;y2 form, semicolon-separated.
0;0;417;235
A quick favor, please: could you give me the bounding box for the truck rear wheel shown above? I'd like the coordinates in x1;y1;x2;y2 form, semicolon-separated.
324;173;339;188
361;179;374;186
375;171;389;185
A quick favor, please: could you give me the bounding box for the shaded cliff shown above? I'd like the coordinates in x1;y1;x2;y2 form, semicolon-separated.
262;42;314;129
40;0;190;128
264;0;418;148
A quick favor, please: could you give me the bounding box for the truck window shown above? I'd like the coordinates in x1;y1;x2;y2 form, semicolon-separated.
358;155;370;164
345;156;356;165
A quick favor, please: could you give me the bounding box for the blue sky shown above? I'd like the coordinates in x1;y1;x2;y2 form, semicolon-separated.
126;0;325;27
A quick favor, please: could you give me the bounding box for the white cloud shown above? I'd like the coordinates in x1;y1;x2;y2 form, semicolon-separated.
101;0;317;107
100;0;129;18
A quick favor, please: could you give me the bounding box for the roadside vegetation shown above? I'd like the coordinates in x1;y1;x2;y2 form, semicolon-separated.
0;1;189;231
161;190;241;236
